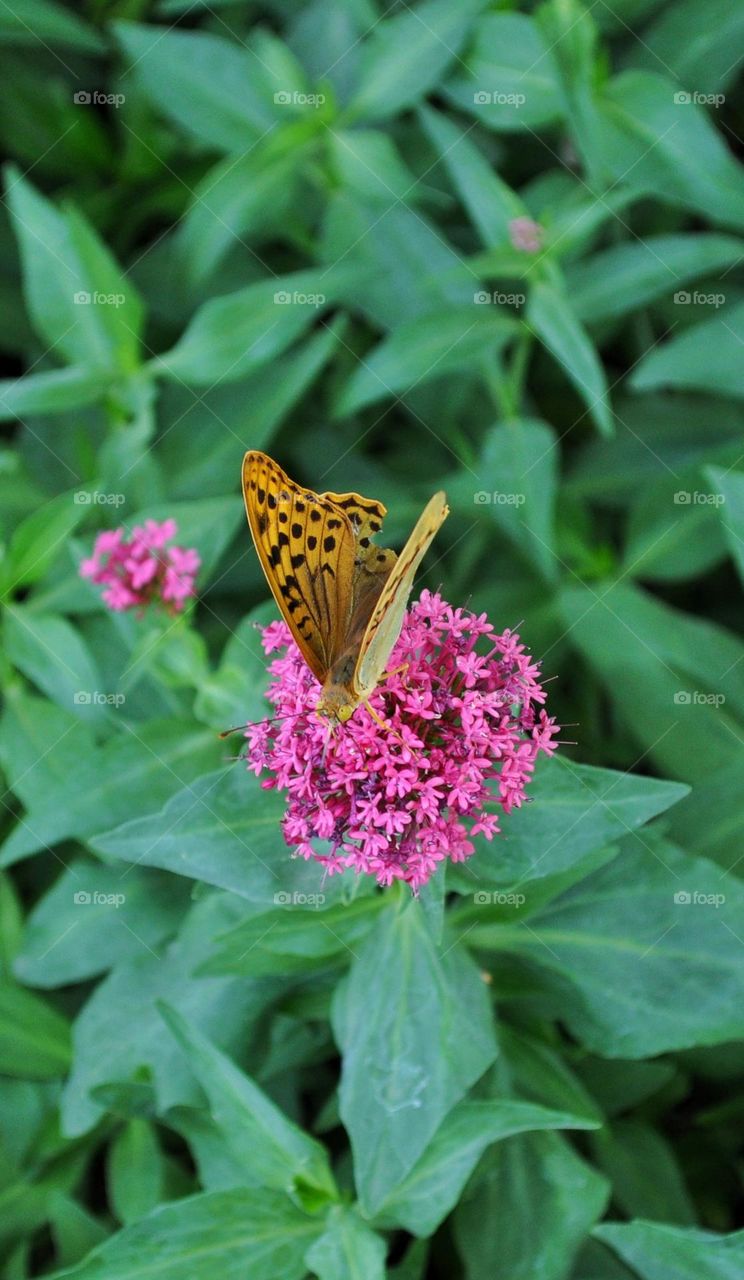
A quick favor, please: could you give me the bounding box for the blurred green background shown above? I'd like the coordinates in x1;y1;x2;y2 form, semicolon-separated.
2;1;744;1277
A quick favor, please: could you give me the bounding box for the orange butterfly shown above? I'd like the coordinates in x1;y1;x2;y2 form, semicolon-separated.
243;451;448;723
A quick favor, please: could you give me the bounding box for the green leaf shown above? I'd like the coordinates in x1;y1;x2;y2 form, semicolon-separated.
14;861;191;989
61;893;276;1136
419;105;527;246
707;466;744;586
470;835;744;1056
3;607;103;725
444;12;563;131
557;580;744;786
568;234;743;325
0;981;71;1079
0;0;105;51
346;0;487;123
459;755;688;892
454;1130;609;1280
0;719;221;867
589;1121;695;1224
92;767;336;903
5;169;143;372
41;1187;321;1280
154;268;352;386
631;300;744;398
596;1219;744;1280
201;896;384;978
468;418;558;582
595;71;744;231
161;1004;336;1199
527;278;613;435
328;129;419;205
335;309;519;416
0;492;86;596
373;1098;600;1236
173;149;301;289
305;1206;387;1280
0;366;110;420
622;470;728;583
107;1119;165;1225
115;23;283;151
332;898;497;1214
628;0;744;95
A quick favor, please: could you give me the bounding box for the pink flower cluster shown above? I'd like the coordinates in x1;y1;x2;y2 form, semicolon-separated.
246;591;559;890
509;216;544;253
80;519;200;613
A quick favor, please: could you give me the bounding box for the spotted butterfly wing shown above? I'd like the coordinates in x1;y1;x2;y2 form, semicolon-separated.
242;452;357;681
353;491;449;701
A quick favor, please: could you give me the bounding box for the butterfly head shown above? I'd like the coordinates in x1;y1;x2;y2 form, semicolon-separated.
316;684;357;725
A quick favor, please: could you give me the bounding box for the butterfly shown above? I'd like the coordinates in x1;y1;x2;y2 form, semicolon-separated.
243;451;449;724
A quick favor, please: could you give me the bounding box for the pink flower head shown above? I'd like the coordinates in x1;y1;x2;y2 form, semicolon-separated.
80;519;200;614
509;216;544;253
245;591;559;890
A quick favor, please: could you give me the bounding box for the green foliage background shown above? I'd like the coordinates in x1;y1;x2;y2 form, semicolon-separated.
2;0;744;1276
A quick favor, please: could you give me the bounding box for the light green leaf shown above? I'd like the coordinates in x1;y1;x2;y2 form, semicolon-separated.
305;1206;387;1280
527;279;613;435
335;309;519;416
42;1187;321;1280
707;466;744;586
3;607;103;725
631;300;744;398
444;12;563;131
333;899;497;1214
160;1004;336;1199
0;981;71;1079
0;491;87;596
0;366;110;420
374;1098;600;1236
596;1219;744;1280
346;0;487;123
107;1119;165;1226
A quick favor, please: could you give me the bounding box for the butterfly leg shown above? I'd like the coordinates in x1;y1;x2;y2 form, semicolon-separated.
383;662;409;679
362;700;407;746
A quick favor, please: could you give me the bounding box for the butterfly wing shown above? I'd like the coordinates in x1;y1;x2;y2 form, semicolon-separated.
353;491;449;700
242;452;357;683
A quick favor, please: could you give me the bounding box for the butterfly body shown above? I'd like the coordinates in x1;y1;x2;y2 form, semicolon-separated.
243;451;448;723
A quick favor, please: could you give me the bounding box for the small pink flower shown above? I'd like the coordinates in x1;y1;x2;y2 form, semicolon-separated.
80;519;200;615
245;591;559;890
509;216;544;253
